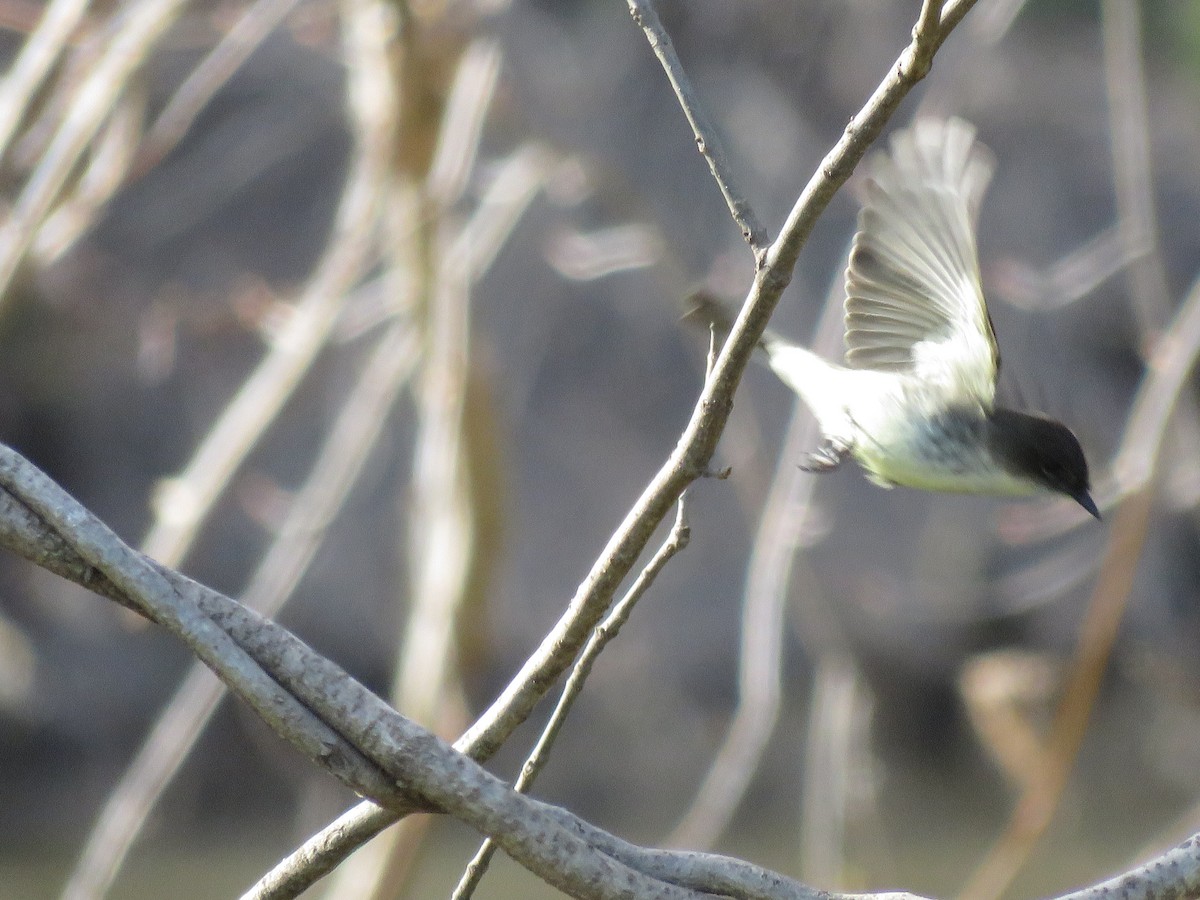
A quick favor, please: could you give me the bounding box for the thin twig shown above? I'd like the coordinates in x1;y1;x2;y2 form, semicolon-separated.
914;0;946;44
801;655;868;887
452;141;556;274
424;38;503;207
32;87;143;264
453;499;692;899
28;0;307;264
625;0;766;252
766;0;968;278
1102;0;1170;334
392;33;503;721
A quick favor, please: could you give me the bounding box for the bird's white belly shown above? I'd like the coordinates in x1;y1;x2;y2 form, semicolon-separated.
771;351;1039;498
842;380;1037;497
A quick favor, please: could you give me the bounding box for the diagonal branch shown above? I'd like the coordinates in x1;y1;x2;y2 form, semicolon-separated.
453;499;693;899
0;444;823;900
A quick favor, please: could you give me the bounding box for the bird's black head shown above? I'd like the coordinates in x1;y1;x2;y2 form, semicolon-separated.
987;408;1099;518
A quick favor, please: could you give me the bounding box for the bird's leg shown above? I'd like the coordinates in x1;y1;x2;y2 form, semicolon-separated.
799;436;852;473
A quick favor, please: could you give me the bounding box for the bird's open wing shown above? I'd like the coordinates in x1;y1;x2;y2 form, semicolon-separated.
844;118;999;401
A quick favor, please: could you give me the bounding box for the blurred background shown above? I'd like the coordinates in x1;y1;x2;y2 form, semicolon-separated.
1;0;1199;897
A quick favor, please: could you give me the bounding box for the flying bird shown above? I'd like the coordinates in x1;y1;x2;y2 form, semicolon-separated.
690;118;1098;517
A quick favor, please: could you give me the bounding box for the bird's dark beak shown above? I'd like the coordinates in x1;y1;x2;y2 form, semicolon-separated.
1076;491;1101;520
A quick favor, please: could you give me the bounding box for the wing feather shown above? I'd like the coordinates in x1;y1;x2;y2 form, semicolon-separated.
844;118;999;401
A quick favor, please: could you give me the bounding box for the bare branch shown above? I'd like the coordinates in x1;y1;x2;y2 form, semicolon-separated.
453;500;692;899
1058;834;1200;900
0;448;706;900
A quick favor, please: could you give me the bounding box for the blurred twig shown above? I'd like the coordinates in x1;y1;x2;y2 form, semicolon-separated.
250;144;552;900
139;0;399;567
392;36;501;723
15;0;304;265
33;88;143;263
959;480;1150;900
802;654;871;888
1001;0;1186;543
966;91;1200;884
0;0;190;306
997;225;1133;313
1102;0;1170;335
328;36;505;900
1113;275;1200;495
59;2;402;896
974;30;1194;873
1100;0;1200;521
0;0;91;165
135;0;302;176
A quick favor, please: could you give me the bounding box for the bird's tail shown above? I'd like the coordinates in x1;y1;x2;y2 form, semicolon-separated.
682;291;852;439
682;292;786;358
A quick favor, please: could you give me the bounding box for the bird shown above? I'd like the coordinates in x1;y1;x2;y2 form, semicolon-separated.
689;118;1099;518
